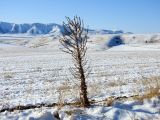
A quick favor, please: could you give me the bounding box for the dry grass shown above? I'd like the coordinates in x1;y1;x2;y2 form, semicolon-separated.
107;80;127;87
107;81;119;87
134;76;160;101
57;80;71;109
102;97;115;106
88;77;127;98
56;79;82;109
88;82;102;97
3;72;14;79
64;109;83;116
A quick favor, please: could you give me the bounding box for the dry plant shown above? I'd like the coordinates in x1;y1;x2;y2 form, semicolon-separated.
134;76;160;101
87;81;102;97
3;72;14;79
59;16;91;107
26;79;34;99
56;78;83;109
57;80;72;109
106;78;127;88
103;97;115;106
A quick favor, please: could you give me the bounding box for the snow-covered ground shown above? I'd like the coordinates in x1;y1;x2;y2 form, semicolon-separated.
1;97;159;120
0;34;160;119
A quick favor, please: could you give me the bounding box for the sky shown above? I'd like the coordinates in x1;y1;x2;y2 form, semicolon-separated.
0;0;160;33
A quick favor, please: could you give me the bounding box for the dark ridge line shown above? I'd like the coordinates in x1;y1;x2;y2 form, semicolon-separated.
0;101;83;113
0;103;57;112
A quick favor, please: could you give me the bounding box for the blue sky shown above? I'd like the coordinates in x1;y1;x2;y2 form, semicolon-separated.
0;0;160;33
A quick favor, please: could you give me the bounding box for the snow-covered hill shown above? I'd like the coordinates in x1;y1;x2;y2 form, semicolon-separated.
0;21;125;35
0;33;160;120
0;22;62;35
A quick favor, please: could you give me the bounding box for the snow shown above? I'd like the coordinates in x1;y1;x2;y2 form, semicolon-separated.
0;22;62;35
107;44;160;51
0;21;125;35
0;97;159;120
0;33;160;119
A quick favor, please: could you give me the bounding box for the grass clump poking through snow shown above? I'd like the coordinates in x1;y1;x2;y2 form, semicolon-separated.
134;76;160;101
57;80;72;109
3;72;14;79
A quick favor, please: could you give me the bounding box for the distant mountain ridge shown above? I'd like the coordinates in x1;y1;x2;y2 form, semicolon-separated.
0;21;126;35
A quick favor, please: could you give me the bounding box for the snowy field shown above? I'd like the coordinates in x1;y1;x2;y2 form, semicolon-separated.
0;34;160;119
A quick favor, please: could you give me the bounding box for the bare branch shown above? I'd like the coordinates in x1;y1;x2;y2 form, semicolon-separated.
59;16;90;107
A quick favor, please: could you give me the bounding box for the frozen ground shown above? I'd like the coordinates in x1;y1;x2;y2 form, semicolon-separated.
1;97;159;120
0;34;160;119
